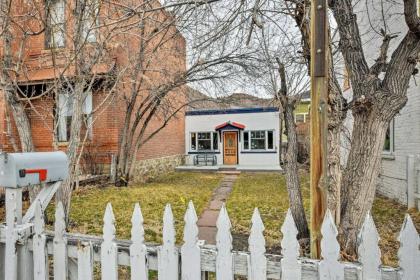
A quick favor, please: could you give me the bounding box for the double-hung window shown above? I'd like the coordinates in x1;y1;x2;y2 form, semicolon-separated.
46;0;65;48
243;130;275;151
58;91;93;142
81;0;100;43
190;132;218;151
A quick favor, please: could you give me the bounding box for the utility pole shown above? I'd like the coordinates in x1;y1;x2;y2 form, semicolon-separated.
310;0;328;258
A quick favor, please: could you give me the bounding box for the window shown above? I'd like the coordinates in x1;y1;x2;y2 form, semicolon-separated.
243;131;249;150
46;0;65;48
243;130;275;151
81;0;100;43
251;131;266;150
267;131;274;149
213;132;218;150
295;113;308;123
191;133;197;151
198;132;211;150
190;132;218;151
58;91;93;142
383;119;394;154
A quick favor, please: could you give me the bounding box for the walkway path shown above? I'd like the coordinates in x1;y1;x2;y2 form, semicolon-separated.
197;172;239;244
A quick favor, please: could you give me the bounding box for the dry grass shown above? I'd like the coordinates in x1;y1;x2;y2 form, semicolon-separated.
226;172;420;267
45;172;223;244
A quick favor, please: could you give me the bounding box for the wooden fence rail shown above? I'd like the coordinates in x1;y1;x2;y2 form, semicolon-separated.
0;200;419;280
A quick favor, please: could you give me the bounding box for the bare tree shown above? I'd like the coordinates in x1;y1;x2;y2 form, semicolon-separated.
275;59;310;240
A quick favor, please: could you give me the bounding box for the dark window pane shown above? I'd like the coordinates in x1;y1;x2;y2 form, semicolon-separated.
213;133;218;150
384;123;392;152
251;139;265;149
66;116;72;141
191;133;196;150
198;140;211;150
244;132;249;149
267;131;273;149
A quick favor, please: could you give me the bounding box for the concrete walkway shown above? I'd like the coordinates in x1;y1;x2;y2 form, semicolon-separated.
197;173;238;244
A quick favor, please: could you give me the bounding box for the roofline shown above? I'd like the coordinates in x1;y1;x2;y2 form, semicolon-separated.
186;107;279;116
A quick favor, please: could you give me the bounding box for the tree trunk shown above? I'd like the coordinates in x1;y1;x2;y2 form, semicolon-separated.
55;84;85;224
339;113;388;254
284;104;310;240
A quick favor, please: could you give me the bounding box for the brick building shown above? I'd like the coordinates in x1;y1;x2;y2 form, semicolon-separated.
0;0;186;182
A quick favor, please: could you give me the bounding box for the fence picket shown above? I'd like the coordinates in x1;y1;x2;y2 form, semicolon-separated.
358;211;381;280
398;214;420;280
181;201;201;280
78;242;94;280
54;202;68;280
280;209;301;280
33;201;48;280
216;204;233;280
130;203;148;280
319;210;344;280
158;204;179;280
5;189;20;280
248;208;266;280
101;203;118;280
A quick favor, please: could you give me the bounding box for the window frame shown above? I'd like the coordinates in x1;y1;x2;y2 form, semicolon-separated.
294;112;308;123
383;119;395;155
45;0;66;49
190;131;219;152
242;130;275;151
57;91;93;143
81;0;100;43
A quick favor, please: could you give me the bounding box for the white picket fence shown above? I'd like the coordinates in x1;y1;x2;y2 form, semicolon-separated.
1;200;419;280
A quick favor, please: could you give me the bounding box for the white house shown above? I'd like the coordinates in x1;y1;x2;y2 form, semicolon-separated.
180;107;282;171
341;1;420;210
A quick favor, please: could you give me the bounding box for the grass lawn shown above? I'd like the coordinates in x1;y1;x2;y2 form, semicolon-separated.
226;172;420;267
46;172;223;243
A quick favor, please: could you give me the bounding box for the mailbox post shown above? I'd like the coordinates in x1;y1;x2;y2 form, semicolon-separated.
0;152;68;280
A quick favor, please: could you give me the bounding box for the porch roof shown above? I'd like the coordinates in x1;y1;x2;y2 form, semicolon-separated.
215;121;245;131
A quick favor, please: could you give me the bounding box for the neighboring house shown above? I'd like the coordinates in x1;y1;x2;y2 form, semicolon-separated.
0;0;186;182
179;107;282;171
342;1;420;209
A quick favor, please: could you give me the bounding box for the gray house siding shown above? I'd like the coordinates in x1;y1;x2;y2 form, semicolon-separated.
378;84;420;204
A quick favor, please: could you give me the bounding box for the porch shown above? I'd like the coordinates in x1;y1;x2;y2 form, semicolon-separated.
175;164;283;172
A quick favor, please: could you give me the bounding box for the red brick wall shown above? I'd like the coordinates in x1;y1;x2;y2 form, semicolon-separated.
0;0;187;165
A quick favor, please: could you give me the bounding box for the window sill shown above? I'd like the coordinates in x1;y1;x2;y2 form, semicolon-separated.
57;142;69;147
241;150;277;154
188;151;220;154
382;153;395;160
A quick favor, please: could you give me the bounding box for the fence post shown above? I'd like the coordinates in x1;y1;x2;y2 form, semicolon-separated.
280;209;301;279
216;205;233;280
54;202;68;280
33;201;48;280
5;188;22;280
130;203;148;280
248;208;266;280
101;203;118;280
181;201;201;280
158;204;179;280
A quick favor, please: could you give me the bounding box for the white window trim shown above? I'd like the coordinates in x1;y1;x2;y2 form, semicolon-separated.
47;0;66;48
190;131;219;152
294;112;308;123
383;119;395;156
57;91;93;142
242;130;275;151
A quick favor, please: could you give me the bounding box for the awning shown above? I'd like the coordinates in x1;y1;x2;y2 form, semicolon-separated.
17;62;115;85
215;121;245;131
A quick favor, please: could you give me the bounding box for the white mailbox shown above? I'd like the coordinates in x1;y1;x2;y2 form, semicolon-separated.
0;152;68;188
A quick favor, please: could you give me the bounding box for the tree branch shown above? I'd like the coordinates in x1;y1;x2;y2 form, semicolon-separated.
404;0;420;36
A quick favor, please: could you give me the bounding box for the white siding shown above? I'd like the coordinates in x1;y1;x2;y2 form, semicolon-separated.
341;1;420;205
185;110;280;167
